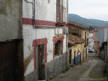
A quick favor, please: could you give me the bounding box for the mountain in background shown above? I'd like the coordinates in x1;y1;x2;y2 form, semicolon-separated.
68;14;108;28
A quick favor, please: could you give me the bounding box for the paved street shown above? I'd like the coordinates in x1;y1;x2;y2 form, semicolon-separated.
49;53;106;81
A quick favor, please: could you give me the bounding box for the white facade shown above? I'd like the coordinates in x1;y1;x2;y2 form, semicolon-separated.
104;29;108;42
88;32;95;51
23;26;67;76
23;0;68;22
23;0;68;80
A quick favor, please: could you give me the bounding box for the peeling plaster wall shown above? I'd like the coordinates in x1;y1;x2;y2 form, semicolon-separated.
23;26;67;76
23;0;68;80
0;0;22;41
23;0;56;21
23;26;67;81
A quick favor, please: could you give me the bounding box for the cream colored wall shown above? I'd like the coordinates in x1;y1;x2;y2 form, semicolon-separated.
69;43;84;60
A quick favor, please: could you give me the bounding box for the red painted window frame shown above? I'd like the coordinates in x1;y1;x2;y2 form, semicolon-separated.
53;36;64;58
33;38;47;70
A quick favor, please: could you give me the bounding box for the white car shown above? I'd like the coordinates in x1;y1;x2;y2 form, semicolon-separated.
88;48;95;53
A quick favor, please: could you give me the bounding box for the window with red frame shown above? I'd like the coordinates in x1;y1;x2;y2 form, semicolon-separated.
53;36;64;58
56;0;63;22
55;41;63;56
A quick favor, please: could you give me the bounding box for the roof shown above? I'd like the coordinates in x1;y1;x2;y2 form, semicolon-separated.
68;20;89;30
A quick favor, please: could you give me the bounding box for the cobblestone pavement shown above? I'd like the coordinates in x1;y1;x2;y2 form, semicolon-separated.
49;53;106;81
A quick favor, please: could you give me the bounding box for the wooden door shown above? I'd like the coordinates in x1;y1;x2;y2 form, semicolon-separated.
37;45;46;80
69;50;72;64
0;41;17;81
0;40;23;81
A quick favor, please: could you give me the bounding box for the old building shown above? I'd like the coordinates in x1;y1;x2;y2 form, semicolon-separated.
93;29;101;55
0;0;23;81
92;27;108;56
88;32;95;52
22;0;68;81
103;27;108;79
68;21;89;66
97;27;108;79
0;0;68;81
81;25;89;62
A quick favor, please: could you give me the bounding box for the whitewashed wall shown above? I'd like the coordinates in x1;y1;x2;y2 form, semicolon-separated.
88;33;95;50
23;26;67;76
23;0;68;78
23;0;68;22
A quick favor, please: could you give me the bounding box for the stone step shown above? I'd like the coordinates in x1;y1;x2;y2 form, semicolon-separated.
38;80;46;81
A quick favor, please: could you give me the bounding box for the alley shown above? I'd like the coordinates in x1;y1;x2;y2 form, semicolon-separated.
50;53;106;81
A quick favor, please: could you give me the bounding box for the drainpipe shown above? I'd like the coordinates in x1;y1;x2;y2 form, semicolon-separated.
24;0;35;26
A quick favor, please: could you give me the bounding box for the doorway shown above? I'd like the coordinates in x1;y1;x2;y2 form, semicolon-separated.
37;45;46;80
0;40;23;81
33;38;47;81
69;50;72;64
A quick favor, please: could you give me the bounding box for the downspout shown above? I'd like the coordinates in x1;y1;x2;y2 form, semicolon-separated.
30;0;35;27
24;0;35;27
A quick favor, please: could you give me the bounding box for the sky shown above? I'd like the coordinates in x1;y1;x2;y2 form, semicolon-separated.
68;0;108;21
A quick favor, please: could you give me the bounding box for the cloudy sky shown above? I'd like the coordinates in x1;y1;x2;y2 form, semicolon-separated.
68;0;108;21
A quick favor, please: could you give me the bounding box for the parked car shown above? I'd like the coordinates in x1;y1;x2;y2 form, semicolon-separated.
88;48;95;53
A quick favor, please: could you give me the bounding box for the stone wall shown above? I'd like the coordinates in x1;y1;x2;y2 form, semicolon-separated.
47;53;67;80
0;0;22;41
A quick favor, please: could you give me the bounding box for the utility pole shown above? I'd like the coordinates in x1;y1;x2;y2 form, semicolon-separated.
105;28;108;80
107;28;108;80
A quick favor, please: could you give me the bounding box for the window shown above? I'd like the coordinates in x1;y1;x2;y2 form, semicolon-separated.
56;0;63;22
53;36;64;58
55;41;63;56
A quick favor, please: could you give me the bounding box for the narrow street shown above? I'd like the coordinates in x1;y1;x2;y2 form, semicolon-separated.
0;0;108;81
50;53;106;81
